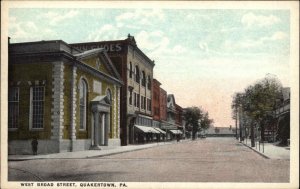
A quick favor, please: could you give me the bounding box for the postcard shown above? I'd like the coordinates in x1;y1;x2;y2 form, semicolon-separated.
1;1;299;189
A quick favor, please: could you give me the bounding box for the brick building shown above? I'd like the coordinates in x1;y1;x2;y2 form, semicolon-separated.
152;79;161;126
71;34;156;145
8;40;123;154
151;79;167;140
159;88;167;123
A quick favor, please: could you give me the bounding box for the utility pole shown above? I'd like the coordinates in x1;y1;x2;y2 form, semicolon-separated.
239;106;243;142
235;106;238;139
250;121;255;147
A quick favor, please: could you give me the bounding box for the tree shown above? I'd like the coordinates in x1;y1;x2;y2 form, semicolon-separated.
184;107;202;140
184;107;214;140
200;112;214;131
231;93;243;140
231;75;283;147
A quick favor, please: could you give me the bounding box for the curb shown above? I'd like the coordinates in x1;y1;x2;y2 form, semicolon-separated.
8;140;183;161
240;142;270;159
87;142;174;158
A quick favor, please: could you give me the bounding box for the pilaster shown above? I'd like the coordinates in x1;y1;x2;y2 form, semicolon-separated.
113;85;117;138
117;86;120;138
51;62;65;140
70;66;77;140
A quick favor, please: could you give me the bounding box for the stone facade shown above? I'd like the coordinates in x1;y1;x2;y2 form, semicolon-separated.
71;34;155;145
8;40;123;154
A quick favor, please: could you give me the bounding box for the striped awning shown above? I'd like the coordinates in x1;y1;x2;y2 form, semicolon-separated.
134;125;160;134
169;130;183;135
154;127;166;135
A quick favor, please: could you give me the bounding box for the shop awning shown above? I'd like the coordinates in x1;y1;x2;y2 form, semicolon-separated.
169;130;183;135
134;125;160;134
154;127;166;135
149;127;160;134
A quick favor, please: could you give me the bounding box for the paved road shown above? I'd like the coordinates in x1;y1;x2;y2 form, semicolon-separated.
8;138;289;182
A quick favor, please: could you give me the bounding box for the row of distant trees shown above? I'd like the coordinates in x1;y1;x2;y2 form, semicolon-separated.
184;107;214;140
231;75;287;146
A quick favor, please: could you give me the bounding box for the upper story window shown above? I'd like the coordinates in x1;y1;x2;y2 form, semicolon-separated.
134;92;137;107
8;87;19;129
129;62;133;78
135;65;140;83
147;98;152;111
137;94;140;108
141;96;146;110
30;86;44;129
128;88;133;105
141;71;146;87
147;75;151;90
79;79;88;130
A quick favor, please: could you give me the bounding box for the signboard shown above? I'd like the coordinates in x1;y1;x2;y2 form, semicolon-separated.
72;43;123;53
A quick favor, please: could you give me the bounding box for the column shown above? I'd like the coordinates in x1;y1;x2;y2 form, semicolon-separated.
91;112;95;146
101;113;105;145
94;111;99;146
105;113;110;145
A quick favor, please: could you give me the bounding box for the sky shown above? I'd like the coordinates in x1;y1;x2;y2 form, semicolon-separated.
8;6;291;127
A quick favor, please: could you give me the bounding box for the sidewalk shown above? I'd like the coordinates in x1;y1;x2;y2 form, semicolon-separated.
241;140;290;160
8;140;189;161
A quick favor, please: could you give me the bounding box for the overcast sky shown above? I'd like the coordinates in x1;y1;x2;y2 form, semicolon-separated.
8;5;291;127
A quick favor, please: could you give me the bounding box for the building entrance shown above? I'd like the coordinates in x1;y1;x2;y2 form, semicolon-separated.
90;96;111;149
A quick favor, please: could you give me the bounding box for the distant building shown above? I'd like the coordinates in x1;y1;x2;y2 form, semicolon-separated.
206;126;235;137
151;79;167;141
161;94;183;140
159;88;167;123
8;40;123;154
273;87;290;144
175;104;183;132
71;34;155;145
152;79;161;126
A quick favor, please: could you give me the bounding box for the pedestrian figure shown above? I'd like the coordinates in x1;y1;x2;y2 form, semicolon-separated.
31;137;38;155
177;135;180;142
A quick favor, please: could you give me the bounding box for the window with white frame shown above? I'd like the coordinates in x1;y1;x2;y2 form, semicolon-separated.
79;79;88;130
128;88;132;105
147;75;151;90
141;71;146;87
8;87;19;129
141;96;144;109
30;86;44;129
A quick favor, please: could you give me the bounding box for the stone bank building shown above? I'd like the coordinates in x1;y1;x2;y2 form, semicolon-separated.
8;40;122;154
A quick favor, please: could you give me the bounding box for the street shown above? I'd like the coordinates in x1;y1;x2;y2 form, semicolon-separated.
8;138;289;182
